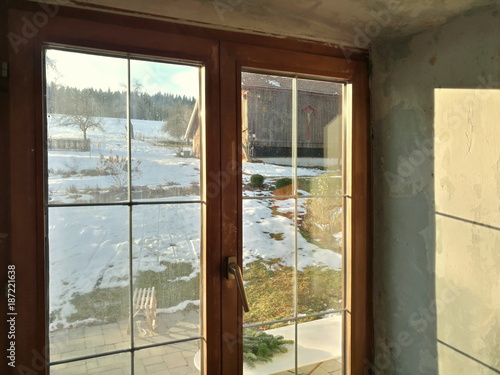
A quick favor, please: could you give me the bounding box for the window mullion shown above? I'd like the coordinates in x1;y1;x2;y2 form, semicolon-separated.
126;58;133;202
125;57;136;374
291;76;299;375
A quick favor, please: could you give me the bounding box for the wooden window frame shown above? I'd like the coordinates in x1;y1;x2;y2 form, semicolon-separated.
8;3;371;374
218;42;372;375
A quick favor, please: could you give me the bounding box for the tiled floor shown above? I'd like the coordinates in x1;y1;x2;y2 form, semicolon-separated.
50;311;341;374
272;358;343;375
50;310;201;374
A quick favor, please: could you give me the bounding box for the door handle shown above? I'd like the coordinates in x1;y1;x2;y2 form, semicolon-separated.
227;257;250;312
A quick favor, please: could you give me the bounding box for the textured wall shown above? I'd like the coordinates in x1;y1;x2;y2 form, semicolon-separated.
32;0;499;47
371;7;500;375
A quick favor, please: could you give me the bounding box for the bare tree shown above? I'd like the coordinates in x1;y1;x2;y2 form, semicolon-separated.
119;78;144;139
56;95;104;142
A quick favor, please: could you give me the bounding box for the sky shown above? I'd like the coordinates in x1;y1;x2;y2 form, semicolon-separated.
45;49;200;98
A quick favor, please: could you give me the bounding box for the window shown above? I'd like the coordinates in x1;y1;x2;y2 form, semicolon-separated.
9;8;370;374
45;48;204;374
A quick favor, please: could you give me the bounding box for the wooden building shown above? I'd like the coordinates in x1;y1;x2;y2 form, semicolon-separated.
241;74;342;161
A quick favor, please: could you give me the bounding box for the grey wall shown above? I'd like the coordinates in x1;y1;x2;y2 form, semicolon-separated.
32;0;499;46
371;6;500;375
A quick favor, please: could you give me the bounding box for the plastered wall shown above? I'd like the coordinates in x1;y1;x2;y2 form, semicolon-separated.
371;7;499;375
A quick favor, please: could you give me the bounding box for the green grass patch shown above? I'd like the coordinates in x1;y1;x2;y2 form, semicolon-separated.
68;286;129;324
65;261;199;325
244;258;342;328
135;261;199;309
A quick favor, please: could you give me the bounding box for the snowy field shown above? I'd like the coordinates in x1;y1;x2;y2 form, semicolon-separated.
47;116;342;330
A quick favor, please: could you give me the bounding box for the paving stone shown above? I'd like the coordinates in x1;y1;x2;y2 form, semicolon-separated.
85;325;103;337
58;342;86;355
321;358;342;371
88;364;126;375
85;357;101;370
104;333;126;345
66;327;85;339
145;362;170;373
85;334;106;347
181;350;196;359
102;322;121;331
163;351;188;369
118;320;130;330
97;354;122;367
63;336;86;346
100;369;125;375
309;367;330;375
115;341;131;350
134;362;147;374
158;345;186;354
141;355;164;367
169;366;199;375
67;347;96;359
169;326;187;333
52;364;88;375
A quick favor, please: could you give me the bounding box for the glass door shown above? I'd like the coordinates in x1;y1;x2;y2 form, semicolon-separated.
240;72;346;374
219;42;369;375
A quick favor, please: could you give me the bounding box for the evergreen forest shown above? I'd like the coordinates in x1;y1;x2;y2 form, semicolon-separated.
46;82;196;121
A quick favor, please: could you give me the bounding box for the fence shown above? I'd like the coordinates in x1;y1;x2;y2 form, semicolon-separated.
48;138;91;152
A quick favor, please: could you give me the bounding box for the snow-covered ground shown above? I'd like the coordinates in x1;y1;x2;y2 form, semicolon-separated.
47;116;342;330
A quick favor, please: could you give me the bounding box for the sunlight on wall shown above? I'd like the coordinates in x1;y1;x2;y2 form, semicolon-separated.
434;88;500;374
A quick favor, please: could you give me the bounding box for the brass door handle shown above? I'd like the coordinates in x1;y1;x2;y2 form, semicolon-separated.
227;257;250;312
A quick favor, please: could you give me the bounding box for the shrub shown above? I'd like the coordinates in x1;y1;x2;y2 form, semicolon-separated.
80;168;104;176
300;172;343;251
65;184;79;195
274;177;292;190
309;172;341;196
96;152;142;189
250;174;265;187
62;159;81;176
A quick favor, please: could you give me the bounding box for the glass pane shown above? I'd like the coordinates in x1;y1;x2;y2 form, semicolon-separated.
46;49;206;373
296;79;343;187
242;73;345;375
297;197;343;315
243;198;295;325
132;204;201;347
243;322;296;374
135;340;201;374
297;315;343;374
46;49;128;204
48;206;130;362
50;353;130;375
130;60;201;201
241;73;293;198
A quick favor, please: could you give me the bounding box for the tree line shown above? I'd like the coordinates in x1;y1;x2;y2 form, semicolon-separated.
46;82;196;122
